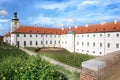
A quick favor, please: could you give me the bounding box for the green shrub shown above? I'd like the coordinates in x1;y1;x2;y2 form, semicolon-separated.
0;46;67;80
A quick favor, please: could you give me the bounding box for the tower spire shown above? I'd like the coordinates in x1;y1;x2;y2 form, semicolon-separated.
12;11;19;20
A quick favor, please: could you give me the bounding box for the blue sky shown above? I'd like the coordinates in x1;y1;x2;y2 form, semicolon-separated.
0;0;120;35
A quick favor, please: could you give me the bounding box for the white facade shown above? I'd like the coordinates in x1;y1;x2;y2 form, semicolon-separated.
11;33;61;48
3;12;120;56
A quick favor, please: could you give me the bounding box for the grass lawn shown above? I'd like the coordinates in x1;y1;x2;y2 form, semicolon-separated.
0;43;68;80
26;47;95;68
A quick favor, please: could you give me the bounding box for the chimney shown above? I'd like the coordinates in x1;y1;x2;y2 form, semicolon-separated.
100;22;105;26
75;25;77;29
69;27;71;30
62;27;64;31
85;24;88;27
114;19;117;24
34;24;37;27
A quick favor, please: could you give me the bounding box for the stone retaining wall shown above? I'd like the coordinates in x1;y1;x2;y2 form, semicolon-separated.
80;50;120;80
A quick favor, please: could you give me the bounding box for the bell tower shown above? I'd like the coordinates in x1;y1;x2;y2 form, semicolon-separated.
11;11;19;32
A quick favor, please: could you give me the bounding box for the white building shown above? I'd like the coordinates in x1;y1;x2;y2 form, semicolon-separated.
4;12;120;56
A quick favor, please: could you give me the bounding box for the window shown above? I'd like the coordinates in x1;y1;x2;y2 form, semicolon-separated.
77;35;79;37
65;41;67;44
50;35;52;38
30;41;32;45
36;35;37;37
54;41;56;44
93;51;95;53
50;41;52;44
17;34;19;37
15;22;17;25
41;41;43;44
100;34;102;37
24;41;26;46
116;34;119;37
93;42;95;46
107;43;110;48
116;43;119;48
93;34;95;37
82;42;84;46
100;43;102;47
46;35;47;37
29;34;31;37
82;35;84;37
41;35;43;37
24;34;26;37
107;34;110;37
77;42;79;45
54;35;56;38
62;41;64;44
17;41;19;46
87;42;89;46
46;41;48;44
87;50;89;52
58;41;60;44
99;52;102;54
36;41;38;46
87;35;89;37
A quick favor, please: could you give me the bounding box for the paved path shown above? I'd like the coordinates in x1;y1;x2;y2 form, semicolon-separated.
20;47;81;73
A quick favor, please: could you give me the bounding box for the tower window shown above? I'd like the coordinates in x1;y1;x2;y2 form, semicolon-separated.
15;22;17;25
77;42;79;45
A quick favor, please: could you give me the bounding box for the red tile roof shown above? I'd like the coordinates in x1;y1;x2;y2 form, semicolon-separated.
61;21;120;34
5;32;11;37
12;21;120;34
13;26;61;34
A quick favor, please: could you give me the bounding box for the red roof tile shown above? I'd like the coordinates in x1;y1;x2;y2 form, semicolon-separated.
5;32;11;37
12;21;120;34
13;26;61;34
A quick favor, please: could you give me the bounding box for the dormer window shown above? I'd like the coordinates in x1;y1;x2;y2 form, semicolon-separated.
114;27;116;30
29;30;32;32
96;29;98;31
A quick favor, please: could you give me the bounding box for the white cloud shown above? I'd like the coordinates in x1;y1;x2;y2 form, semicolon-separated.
80;0;98;6
0;19;9;22
34;0;77;11
0;10;8;16
30;15;54;25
